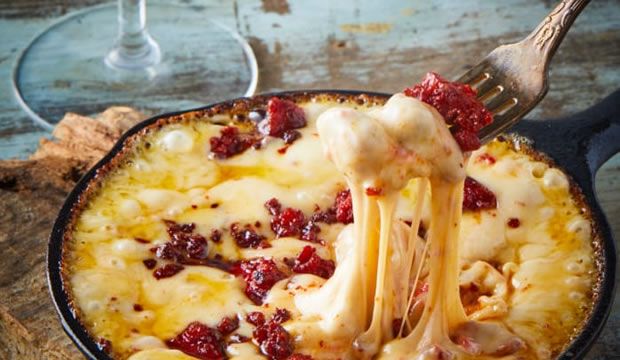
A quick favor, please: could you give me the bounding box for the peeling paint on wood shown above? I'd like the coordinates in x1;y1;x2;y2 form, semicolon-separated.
261;0;290;15
339;22;393;34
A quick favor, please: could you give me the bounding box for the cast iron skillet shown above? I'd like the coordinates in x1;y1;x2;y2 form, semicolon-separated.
47;89;619;360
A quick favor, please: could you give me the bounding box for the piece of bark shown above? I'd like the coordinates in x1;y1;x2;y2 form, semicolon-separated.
31;107;144;168
0;107;144;360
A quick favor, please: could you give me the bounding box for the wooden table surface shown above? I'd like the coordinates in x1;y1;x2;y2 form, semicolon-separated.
0;0;618;358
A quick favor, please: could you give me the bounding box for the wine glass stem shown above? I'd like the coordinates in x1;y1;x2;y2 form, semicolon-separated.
105;0;161;69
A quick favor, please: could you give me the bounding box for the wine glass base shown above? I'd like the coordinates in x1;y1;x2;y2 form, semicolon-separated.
105;36;162;71
12;3;258;130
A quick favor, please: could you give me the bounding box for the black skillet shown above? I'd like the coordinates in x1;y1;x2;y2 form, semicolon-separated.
47;89;619;360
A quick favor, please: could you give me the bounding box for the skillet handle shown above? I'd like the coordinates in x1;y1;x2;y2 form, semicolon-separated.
581;89;620;175
512;89;620;188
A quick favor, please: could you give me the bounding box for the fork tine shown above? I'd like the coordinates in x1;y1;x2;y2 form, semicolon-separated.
490;97;519;115
464;71;491;88
478;110;518;143
473;78;500;100
479;85;504;104
484;91;517;113
457;62;490;85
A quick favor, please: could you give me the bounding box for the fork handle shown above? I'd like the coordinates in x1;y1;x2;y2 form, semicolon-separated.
522;0;591;65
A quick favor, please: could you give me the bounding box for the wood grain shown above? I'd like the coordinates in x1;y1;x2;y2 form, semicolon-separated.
0;0;618;359
0;107;144;360
0;0;101;19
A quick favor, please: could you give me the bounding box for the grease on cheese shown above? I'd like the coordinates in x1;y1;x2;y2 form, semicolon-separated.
67;97;596;359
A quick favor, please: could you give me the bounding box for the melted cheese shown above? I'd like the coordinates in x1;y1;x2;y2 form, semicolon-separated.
296;95;468;359
67;96;596;359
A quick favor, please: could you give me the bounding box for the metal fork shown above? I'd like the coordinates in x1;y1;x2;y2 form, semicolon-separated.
457;0;590;144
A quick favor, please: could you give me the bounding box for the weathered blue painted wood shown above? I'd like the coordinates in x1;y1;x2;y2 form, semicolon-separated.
0;0;618;358
2;0;619;159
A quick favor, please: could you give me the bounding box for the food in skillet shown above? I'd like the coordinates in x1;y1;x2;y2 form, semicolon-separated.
64;73;597;359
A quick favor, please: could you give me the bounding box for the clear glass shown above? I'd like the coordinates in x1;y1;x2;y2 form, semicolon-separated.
12;1;258;130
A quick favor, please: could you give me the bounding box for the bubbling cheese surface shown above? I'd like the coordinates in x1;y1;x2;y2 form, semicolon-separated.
66;95;596;360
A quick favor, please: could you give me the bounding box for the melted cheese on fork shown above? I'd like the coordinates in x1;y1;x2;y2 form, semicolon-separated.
67;96;596;360
297;94;468;359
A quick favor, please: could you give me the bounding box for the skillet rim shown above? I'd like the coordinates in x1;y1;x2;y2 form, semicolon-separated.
46;89;616;360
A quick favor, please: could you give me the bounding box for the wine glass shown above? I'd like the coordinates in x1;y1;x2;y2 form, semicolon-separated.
12;0;258;130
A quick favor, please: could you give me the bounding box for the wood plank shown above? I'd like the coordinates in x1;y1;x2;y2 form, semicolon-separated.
0;0;618;358
1;0;619;159
0;107;145;360
0;0;102;19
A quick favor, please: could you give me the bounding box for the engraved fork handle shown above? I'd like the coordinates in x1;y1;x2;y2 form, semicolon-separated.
465;0;591;144
523;0;590;66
